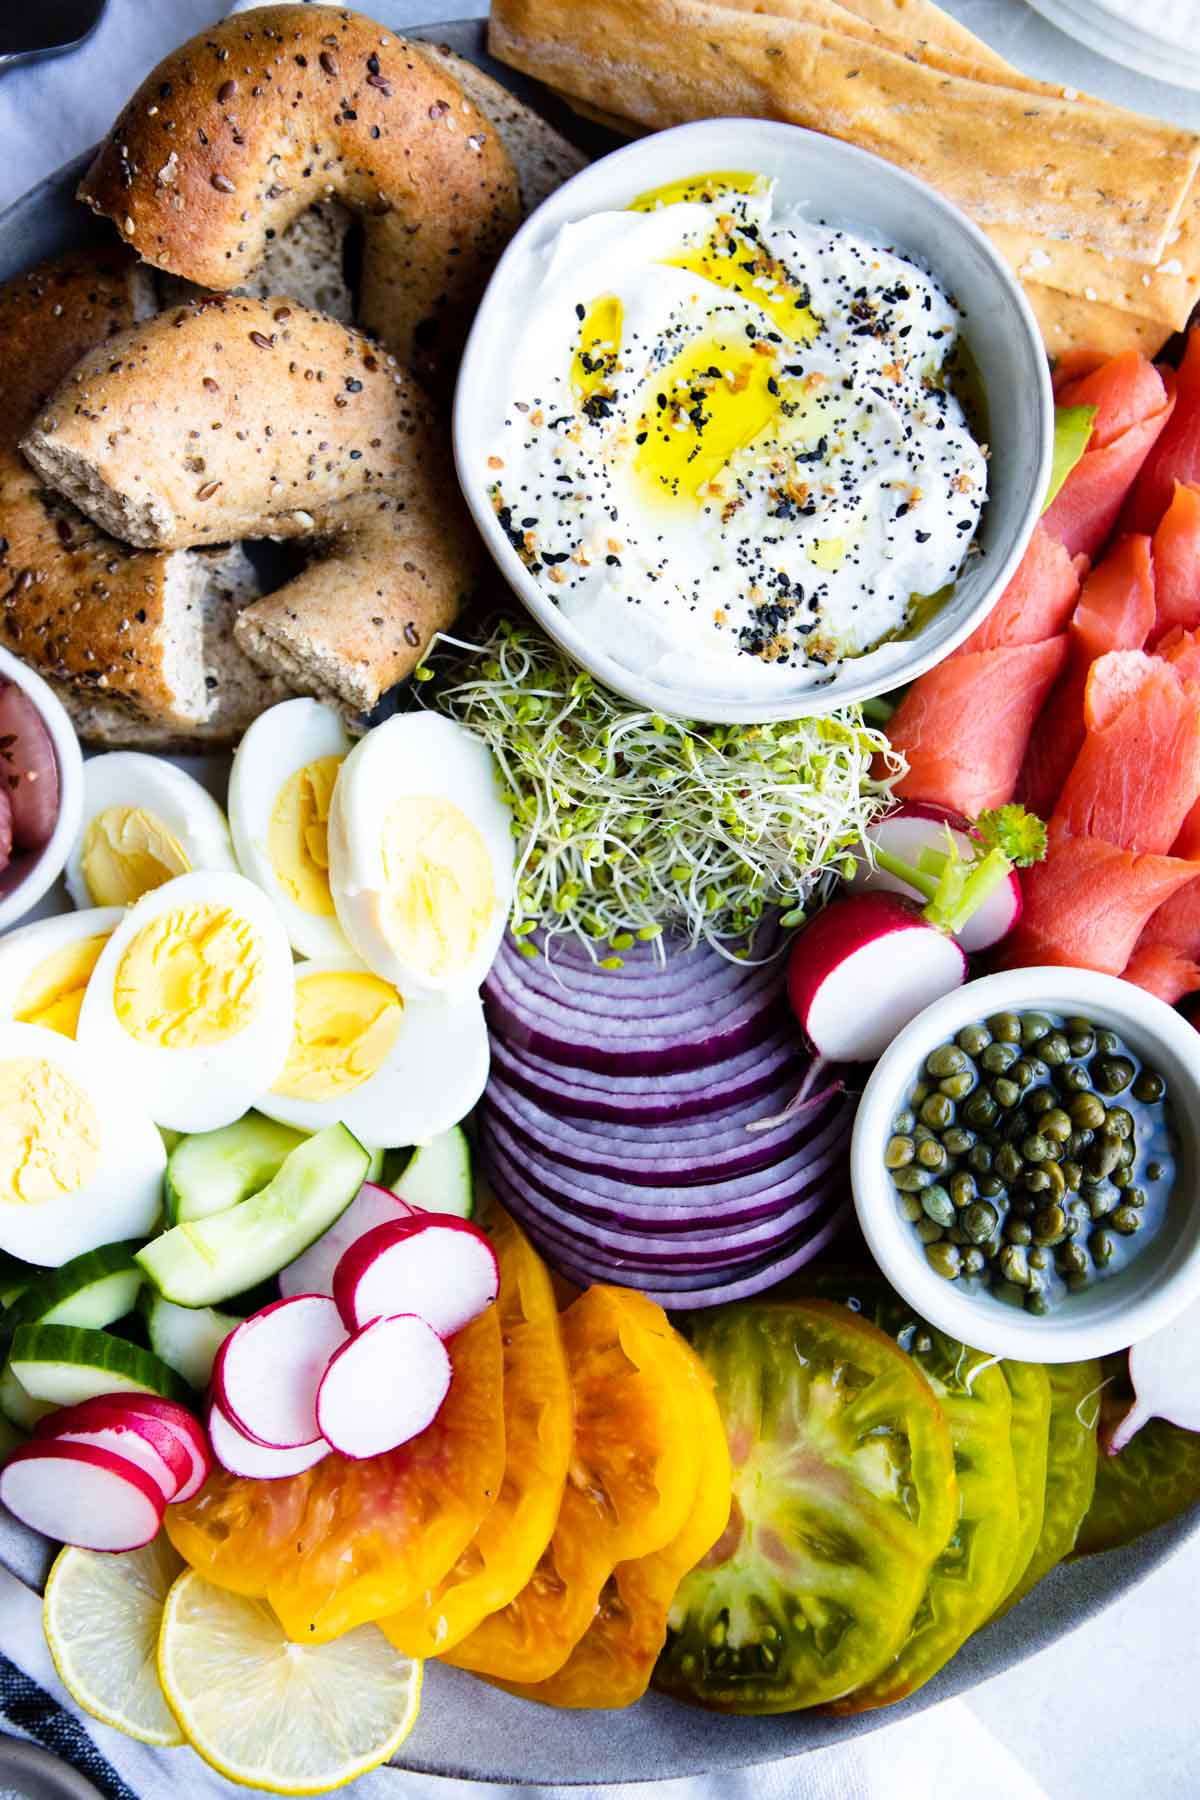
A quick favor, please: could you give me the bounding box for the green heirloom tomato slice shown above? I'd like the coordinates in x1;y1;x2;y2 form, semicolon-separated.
653;1300;956;1715
996;1359;1099;1614
1077;1357;1200;1556
992;1361;1051;1609
833;1310;1020;1713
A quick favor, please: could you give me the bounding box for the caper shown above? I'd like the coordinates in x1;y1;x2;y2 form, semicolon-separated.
1068;1093;1107;1130
916;1138;948;1171
894;1167;934;1192
1040;1106;1074;1143
1011;1195;1037;1219
920;1093;955;1130
957;1023;992;1056
926;1044;967;1078
1087;1135;1123;1178
1094;1055;1135;1095
1027;1087;1056;1119
998;1244;1031;1285
944;1126;976;1156
1043;1161;1067;1197
1004;1217;1034;1246
1090;1228;1116;1267
940;1070;977;1100
1111;1205;1141;1236
1132;1068;1166;1103
1025;1290;1051;1316
962;1200;999;1243
1095;1028;1119;1055
981;1041;1019;1074
1061;1160;1084;1192
977;1174;1005;1199
1106;1107;1134;1140
1086;1180;1118;1217
912;1080;930;1105
1032;1203;1068;1245
1065;1129;1094;1158
1068;1029;1096;1058
921;1186;955;1228
962;1247;987;1276
988;1011;1023;1042
950;1171;977;1209
1024;1167;1052;1194
1020;1012;1052;1046
993;1078;1021;1109
994;1143;1024;1182
1067;1271;1090;1293
1028;1247;1050;1271
1022;1133;1052;1164
899;1193;924;1222
964;1093;1000;1129
1147;1160;1166;1182
1058;1063;1093;1093
913;1123;935;1144
1003;1110;1032;1147
1040;1031;1070;1066
1124;1186;1148;1209
1117;1138;1136;1167
966;1143;993;1175
1112;1165;1133;1189
885;1135;916;1169
926;1242;962;1280
947;1225;968;1246
915;1217;944;1244
1011;1058;1037;1090
1057;1242;1089;1277
892;1108;916;1135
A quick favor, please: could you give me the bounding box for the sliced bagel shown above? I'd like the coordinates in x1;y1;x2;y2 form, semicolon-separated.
23;294;478;719
0;250;288;743
77;5;520;385
159;201;356;325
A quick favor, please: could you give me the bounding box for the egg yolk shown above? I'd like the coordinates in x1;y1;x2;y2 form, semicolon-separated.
272;970;403;1101
14;935;111;1038
82;807;191;906
268;756;343;917
0;1057;100;1207
114;904;265;1049
379;796;496;983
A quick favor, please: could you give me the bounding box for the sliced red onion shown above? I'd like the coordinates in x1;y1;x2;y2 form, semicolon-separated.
493;929;784;1017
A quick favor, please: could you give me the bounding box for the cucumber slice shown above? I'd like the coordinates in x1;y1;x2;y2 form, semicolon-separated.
164;1113;310;1225
365;1146;385;1185
138;1123;370;1307
0;1360;52;1431
0;1407;23;1455
0;1248;33;1311
8;1324;191;1410
142;1294;239;1391
388;1126;474;1219
3;1244;143;1337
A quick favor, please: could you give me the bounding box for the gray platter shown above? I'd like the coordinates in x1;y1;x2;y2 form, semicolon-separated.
0;13;1196;1787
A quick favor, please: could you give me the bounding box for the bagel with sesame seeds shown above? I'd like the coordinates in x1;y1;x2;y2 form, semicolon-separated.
77;5;521;386
0;247;288;745
22;293;478;719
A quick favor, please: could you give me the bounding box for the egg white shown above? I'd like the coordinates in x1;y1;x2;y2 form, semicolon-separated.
254;953;490;1150
327;713;514;997
0;908;124;1029
65;753;236;910
0;1021;165;1265
228;697;351;959
75;869;295;1133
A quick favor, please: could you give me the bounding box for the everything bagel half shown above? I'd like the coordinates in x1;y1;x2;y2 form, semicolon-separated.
78;5;521;383
23;294;479;718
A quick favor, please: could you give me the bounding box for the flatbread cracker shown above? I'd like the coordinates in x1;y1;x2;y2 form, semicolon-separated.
1023;283;1171;360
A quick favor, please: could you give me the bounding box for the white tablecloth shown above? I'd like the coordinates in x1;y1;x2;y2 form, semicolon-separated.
0;4;1197;1797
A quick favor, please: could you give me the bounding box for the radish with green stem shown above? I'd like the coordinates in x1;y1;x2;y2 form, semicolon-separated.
848;801;1025;952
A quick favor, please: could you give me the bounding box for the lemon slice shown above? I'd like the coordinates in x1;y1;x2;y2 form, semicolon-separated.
44;1536;185;1746
158;1570;423;1795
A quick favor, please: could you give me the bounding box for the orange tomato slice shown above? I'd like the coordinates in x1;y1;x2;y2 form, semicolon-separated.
506;1335;733;1708
380;1205;573;1658
445;1284;701;1684
166;1305;505;1644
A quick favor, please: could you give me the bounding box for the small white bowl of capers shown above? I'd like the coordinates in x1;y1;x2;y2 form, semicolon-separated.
851;966;1200;1362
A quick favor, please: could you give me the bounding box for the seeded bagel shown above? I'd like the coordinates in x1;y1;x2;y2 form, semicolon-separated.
77;5;520;385
0;249;287;743
23;294;478;719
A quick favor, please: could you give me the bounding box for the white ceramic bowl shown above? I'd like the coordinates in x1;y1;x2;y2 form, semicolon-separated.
852;968;1200;1362
0;646;83;932
454;116;1053;725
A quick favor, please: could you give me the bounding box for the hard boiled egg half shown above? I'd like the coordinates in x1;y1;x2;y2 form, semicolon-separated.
76;870;294;1133
328;713;513;995
255;954;489;1150
65;753;235;911
228;697;350;958
0;1021;164;1265
0;907;123;1036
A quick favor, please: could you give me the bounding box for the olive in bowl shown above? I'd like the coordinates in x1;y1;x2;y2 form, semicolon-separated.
851;968;1200;1362
0;645;83;932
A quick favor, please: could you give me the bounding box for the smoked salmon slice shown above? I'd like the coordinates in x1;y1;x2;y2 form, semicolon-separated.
1052;350;1108;394
889;638;1068;817
1122;942;1200;1005
1159;625;1200;682
1054;651;1200;854
1123;326;1200;534
1150;482;1200;642
1139;879;1200;955
997;826;1200;975
1043;358;1174;558
956;523;1082;654
1018;535;1155;820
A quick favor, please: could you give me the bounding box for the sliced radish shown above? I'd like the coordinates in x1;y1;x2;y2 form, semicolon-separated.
316;1314;451;1459
333;1217;500;1339
33;1393;206;1502
278;1182;415;1301
787;892;967;1064
213;1295;347;1450
848;802;1023;954
0;1440;164;1551
41;1426;180;1503
1109;1298;1200;1453
206;1398;332;1480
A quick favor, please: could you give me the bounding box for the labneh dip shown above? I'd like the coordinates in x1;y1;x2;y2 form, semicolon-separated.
483;172;988;700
